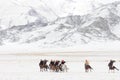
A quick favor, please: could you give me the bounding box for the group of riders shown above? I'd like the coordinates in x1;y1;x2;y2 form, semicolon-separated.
84;59;119;72
39;59;68;72
39;59;119;72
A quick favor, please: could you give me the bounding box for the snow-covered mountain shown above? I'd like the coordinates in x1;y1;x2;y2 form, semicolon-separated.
1;0;118;30
0;0;120;50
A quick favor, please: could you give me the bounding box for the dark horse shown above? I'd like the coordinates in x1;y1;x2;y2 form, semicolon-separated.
39;59;49;72
108;60;119;72
85;64;93;72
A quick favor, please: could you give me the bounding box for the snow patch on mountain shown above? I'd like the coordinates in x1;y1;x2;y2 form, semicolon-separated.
0;0;120;52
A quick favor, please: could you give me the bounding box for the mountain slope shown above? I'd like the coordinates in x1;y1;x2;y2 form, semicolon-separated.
0;1;120;48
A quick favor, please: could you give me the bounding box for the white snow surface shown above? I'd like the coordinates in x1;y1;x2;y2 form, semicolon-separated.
0;52;120;80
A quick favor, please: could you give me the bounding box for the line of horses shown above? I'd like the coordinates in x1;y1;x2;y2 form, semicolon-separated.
39;59;68;72
39;59;119;73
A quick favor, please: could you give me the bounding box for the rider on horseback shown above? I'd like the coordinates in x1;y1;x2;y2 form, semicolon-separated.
39;59;43;66
108;60;119;71
61;60;66;64
85;60;93;72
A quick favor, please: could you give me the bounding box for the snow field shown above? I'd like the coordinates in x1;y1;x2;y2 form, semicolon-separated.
0;53;119;80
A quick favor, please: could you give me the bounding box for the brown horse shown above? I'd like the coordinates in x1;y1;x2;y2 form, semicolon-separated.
49;60;68;72
49;60;61;72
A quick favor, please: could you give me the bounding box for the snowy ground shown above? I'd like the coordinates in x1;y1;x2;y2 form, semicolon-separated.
0;52;120;80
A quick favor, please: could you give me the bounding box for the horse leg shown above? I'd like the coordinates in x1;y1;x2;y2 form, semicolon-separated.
40;66;42;72
85;67;88;72
59;67;62;72
50;66;53;72
108;69;111;73
52;66;55;72
64;65;68;72
90;67;93;72
46;65;49;71
44;66;47;71
40;68;43;72
56;67;59;72
44;68;46;71
112;69;115;73
85;69;88;72
109;69;114;73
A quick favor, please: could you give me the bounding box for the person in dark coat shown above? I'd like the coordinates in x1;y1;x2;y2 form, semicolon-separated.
39;59;43;66
108;60;119;71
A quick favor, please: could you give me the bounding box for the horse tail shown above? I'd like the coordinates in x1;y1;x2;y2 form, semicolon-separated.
113;66;119;71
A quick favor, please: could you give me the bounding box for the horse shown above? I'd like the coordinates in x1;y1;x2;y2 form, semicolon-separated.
39;60;44;72
108;60;119;72
85;64;93;72
49;60;61;72
39;59;49;72
49;60;68;72
59;64;68;72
